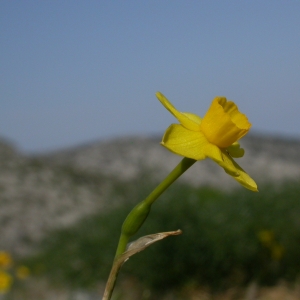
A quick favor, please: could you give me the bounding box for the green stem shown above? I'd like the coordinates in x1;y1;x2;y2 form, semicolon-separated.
143;157;196;206
103;157;196;300
115;157;196;257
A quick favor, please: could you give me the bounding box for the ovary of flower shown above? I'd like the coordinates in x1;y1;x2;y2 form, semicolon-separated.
0;270;13;294
156;92;257;192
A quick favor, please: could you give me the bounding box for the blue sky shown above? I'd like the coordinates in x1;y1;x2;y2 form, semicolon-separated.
1;1;300;153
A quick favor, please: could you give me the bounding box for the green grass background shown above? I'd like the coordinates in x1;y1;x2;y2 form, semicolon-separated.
24;178;300;292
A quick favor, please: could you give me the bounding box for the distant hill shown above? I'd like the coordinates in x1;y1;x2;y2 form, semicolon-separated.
0;134;300;256
44;133;300;187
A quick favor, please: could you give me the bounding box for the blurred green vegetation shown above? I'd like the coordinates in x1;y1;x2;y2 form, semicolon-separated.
24;178;300;292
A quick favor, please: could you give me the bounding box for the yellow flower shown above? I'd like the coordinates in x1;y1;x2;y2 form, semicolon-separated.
271;243;285;261
16;266;30;280
258;230;274;247
0;252;13;269
156;92;257;191
0;270;13;294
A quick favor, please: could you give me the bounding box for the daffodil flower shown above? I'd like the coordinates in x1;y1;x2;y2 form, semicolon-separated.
156;92;258;192
0;270;12;294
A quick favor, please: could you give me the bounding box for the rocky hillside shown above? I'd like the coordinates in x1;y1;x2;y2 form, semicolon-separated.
0;134;300;256
0;139;114;256
45;134;300;186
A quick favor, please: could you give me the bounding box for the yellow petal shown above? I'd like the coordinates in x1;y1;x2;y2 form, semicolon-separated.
219;150;258;192
161;124;209;160
182;112;202;125
162;124;239;175
200;97;251;148
156;92;201;131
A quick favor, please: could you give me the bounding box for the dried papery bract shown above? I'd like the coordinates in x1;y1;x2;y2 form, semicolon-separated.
102;230;182;300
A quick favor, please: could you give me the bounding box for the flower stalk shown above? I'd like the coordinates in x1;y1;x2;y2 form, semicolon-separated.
115;156;196;257
103;157;196;300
